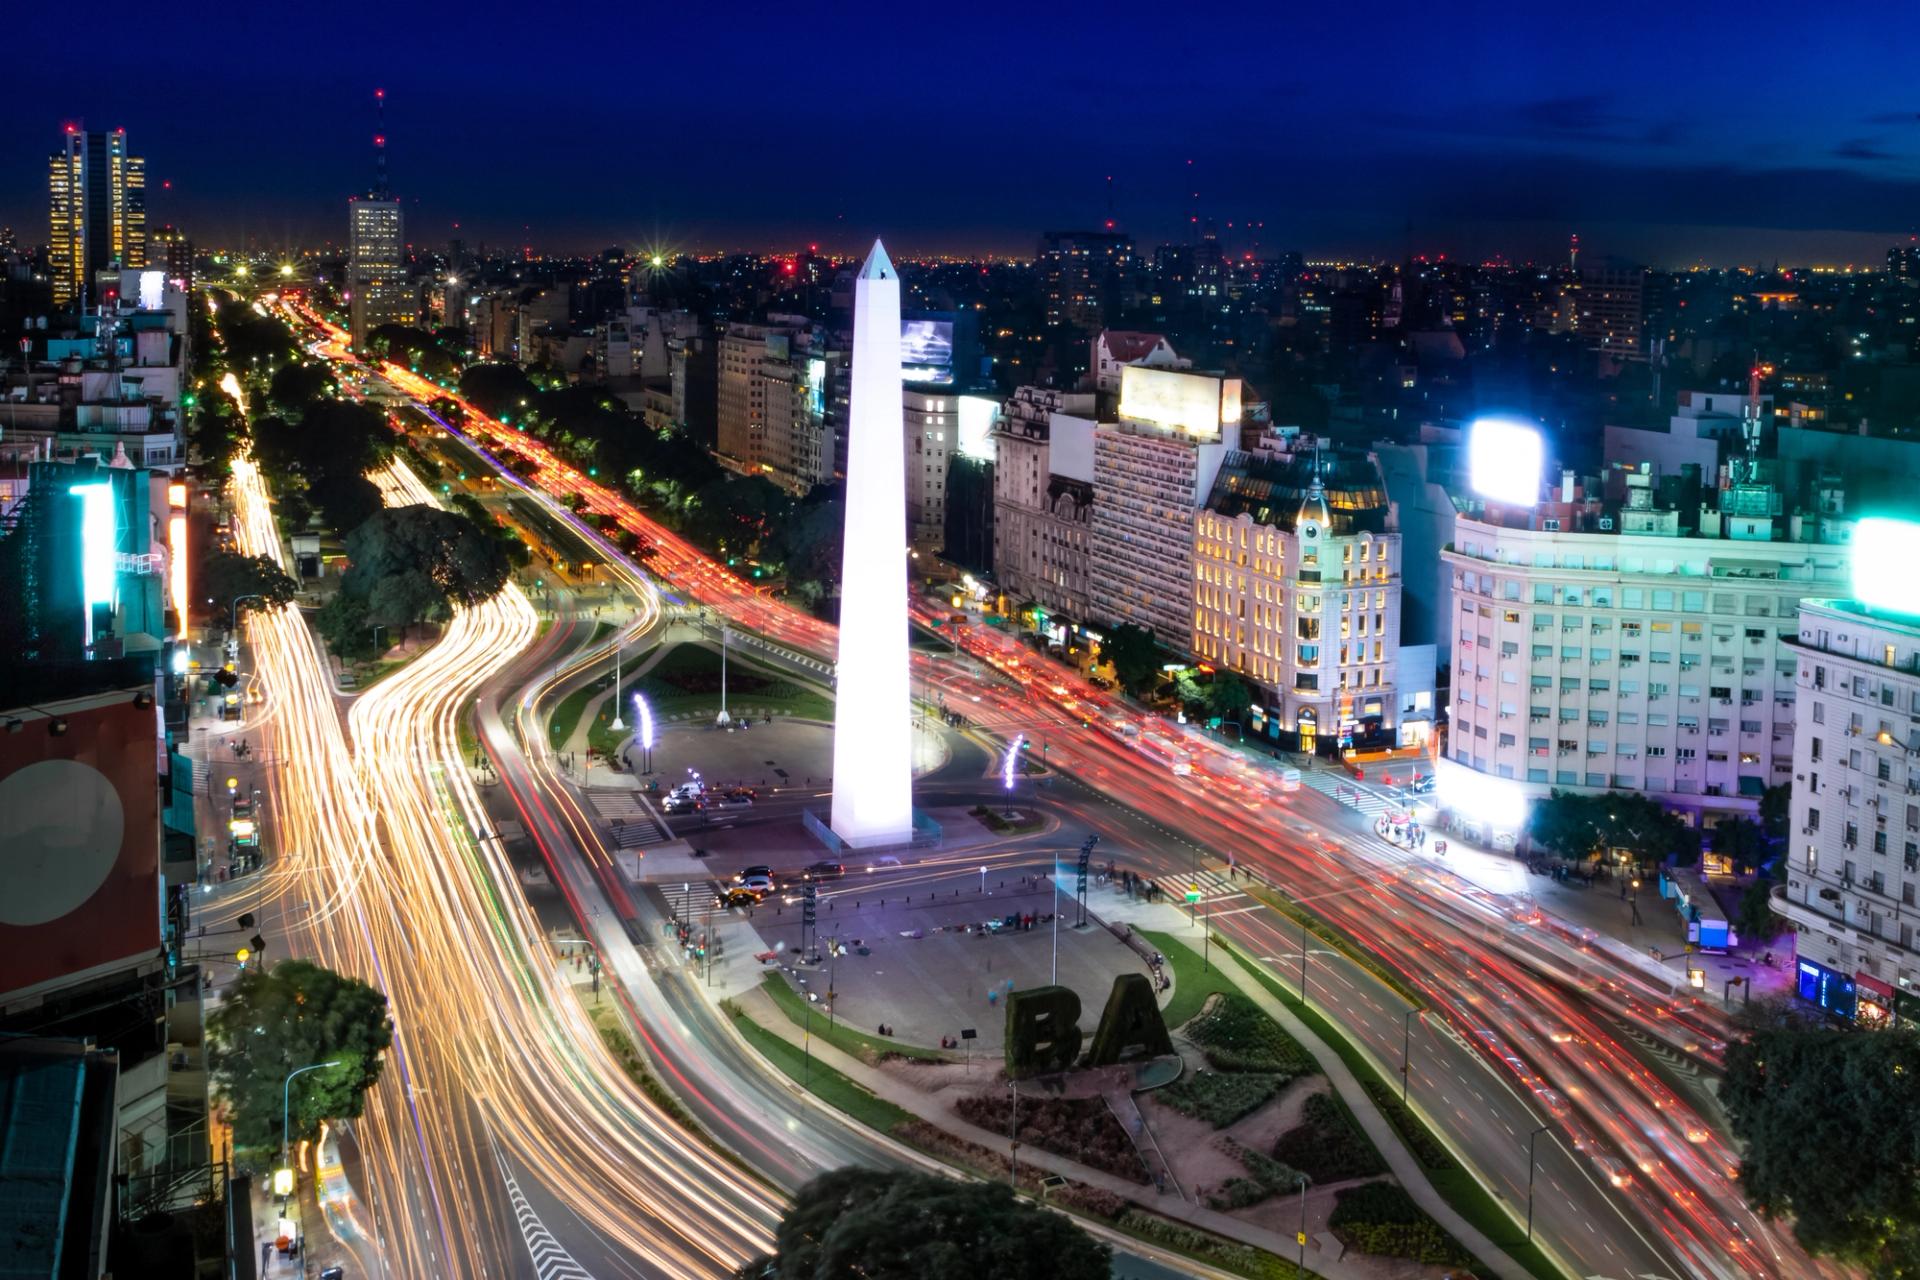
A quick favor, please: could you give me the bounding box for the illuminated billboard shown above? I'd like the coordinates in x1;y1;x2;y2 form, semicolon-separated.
1468;418;1544;506
1852;517;1920;615
956;395;998;462
900;317;955;385
0;692;163;1006
1118;366;1240;439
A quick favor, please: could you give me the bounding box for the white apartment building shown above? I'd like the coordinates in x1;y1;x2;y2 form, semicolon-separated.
1194;442;1401;751
1441;477;1849;830
716;317;844;491
1088;366;1236;645
1092;330;1185;394
1775;598;1920;1024
993;387;1097;621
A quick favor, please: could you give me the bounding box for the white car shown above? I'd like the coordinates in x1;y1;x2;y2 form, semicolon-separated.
737;874;775;896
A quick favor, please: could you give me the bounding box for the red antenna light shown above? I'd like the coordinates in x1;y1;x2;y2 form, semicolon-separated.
375;88;385;98
375;135;385;146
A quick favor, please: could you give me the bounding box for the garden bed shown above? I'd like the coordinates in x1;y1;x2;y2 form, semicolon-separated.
1329;1181;1479;1268
952;1090;1150;1184
1185;992;1317;1076
1272;1093;1387;1183
1160;1069;1288;1128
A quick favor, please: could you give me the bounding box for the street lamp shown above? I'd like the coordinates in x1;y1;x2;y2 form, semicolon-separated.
282;1060;342;1162
1526;1123;1551;1242
632;691;655;775
609;634;626;731
1401;1008;1418;1104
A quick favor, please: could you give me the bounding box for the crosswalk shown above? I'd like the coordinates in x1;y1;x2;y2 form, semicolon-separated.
1179;867;1266;915
659;879;724;924
584;789;668;848
1296;768;1410;821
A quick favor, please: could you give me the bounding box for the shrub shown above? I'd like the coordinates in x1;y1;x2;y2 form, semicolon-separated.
1273;1093;1387;1182
1206;1176;1275;1210
890;1119;1129;1220
1114;1211;1301;1280
1359;1079;1455;1171
954;1092;1149;1184
1160;1070;1287;1128
1328;1182;1476;1267
1185;993;1316;1076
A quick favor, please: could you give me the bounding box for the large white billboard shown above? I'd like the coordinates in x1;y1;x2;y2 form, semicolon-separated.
1118;365;1240;440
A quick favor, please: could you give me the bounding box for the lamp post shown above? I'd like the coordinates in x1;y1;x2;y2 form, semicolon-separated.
1526;1123;1551;1242
1296;1173;1309;1272
632;691;655;775
609;632;626;731
230;593;264;641
281;1061;341;1162
1008;1078;1020;1190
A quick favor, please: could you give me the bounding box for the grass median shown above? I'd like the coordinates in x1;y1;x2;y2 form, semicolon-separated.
759;973;946;1063
1138;927;1239;1029
724;1000;914;1133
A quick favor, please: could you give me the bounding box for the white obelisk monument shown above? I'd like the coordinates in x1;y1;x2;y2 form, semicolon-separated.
830;240;915;847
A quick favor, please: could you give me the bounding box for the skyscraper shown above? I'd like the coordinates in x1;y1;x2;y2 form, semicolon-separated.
347;93;413;346
48;126;147;309
830;241;914;847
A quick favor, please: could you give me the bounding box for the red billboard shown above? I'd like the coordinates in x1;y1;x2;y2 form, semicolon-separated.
0;690;163;1007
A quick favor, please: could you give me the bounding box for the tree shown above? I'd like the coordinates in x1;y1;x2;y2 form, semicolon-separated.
206;960;393;1151
1207;673;1253;725
315;591;379;661
308;472;384;537
1101;623;1161;696
1734;876;1785;943
1722;1029;1920;1270
744;1168;1109;1280
1760;783;1791;845
1713;817;1771;876
201;549;297;620
267;362;335;418
341;505;512;630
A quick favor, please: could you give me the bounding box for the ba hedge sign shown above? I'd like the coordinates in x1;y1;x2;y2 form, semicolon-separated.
1004;974;1172;1079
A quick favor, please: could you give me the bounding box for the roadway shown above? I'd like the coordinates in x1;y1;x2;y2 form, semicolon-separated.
279;299;1850;1280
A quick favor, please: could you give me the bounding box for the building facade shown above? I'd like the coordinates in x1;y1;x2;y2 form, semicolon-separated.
49;127;147;309
1039;230;1136;331
717;318;845;492
1440;473;1849;828
1193;441;1401;750
992;387;1097;621
347;196;411;346
1774;598;1920;1024
1087;366;1236;645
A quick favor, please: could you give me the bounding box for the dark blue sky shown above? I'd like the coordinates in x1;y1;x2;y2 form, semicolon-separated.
9;0;1918;265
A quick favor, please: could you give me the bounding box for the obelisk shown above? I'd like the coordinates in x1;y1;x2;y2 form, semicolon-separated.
830;240;914;846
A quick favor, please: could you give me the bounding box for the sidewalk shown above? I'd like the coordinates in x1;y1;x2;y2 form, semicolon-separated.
1305;764;1791;1009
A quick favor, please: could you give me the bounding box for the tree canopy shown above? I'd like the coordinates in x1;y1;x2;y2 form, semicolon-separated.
206;960;393;1150
745;1168;1109;1280
340;504;514;633
1526;790;1695;867
1100;623;1162;696
201;549;298;620
1723;1028;1920;1272
267;362;336;419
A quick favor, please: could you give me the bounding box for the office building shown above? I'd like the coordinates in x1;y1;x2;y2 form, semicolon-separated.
1088;366;1237;645
347;195;410;345
151;225;192;290
1039;230;1136;331
1775;589;1920;1024
48;126;147;309
1571;263;1645;366
1440;464;1849;838
1193;437;1401;751
993;387;1097;622
717;318;846;492
346;119;411;345
669;321;718;447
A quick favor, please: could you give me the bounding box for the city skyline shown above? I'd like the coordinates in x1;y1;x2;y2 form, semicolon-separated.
7;2;1920;267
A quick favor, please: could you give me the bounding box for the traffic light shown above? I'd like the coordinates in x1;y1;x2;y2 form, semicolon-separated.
215;666;239;688
803;884;818;927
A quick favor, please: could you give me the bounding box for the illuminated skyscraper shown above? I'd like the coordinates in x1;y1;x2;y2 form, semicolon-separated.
830;241;914;847
348;93;413;346
48;126;147;309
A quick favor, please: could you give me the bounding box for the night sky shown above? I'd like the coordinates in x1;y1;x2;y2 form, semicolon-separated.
8;0;1917;266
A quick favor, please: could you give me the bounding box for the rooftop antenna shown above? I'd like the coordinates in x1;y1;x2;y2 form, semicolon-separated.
1104;174;1116;231
373;88;389;199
